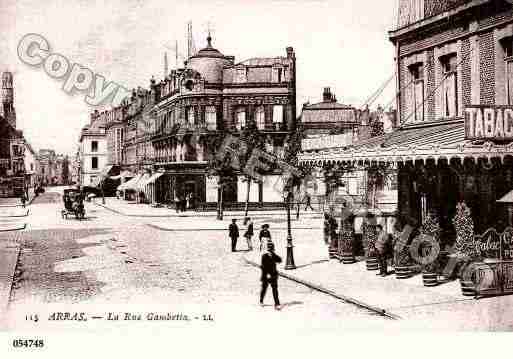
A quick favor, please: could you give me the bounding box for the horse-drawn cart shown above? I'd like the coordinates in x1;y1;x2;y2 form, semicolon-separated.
61;188;85;220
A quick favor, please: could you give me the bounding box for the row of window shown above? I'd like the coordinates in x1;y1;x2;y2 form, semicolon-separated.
234;66;286;84
156;104;285;133
234;105;284;130
407;37;513;123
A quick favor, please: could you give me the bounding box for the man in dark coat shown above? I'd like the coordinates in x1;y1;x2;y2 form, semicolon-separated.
260;241;282;310
259;224;271;251
244;217;254;251
229;219;239;252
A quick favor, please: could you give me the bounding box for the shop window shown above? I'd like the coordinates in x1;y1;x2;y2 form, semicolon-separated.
272;105;283;124
205;106;217;130
409;62;424;122
503;38;513;105
235;107;246;130
440;54;458;118
91;141;98;152
255;106;265;130
91;157;98;170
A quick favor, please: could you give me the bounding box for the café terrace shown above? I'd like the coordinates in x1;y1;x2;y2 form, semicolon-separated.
299;106;513;240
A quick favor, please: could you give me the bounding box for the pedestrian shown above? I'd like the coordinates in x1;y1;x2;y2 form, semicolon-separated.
259;224;271;251
259;240;282;310
229;218;239;252
20;193;27;208
244;217;254;251
304;193;314;211
329;214;338;246
323;213;330;245
174;193;180;213
375;224;389;276
185;192;190;210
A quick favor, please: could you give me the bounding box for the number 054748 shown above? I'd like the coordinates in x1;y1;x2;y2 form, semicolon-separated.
12;339;44;348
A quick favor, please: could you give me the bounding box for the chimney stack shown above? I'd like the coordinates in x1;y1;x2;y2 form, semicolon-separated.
322;87;333;102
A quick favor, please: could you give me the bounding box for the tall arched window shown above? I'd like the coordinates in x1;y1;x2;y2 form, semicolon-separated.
205;106;217;130
235;107;246;130
255;106;265;130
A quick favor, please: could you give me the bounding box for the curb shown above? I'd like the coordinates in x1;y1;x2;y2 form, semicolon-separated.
146;223;320;232
0;209;29;218
0;242;21;319
94;202;322;220
0;223;27;232
243;257;400;320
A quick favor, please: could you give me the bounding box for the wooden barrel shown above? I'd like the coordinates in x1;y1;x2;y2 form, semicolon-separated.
328;247;338;259
395;265;412;279
460;280;476;297
341;252;356;264
366;257;379;271
422;272;438;287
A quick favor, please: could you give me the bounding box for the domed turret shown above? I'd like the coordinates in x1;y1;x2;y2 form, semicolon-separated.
187;34;234;84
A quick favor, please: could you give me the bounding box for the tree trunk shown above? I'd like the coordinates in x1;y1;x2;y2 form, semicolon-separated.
244;176;251;220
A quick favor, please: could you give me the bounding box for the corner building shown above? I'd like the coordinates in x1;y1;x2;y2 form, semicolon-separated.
300;0;513;240
149;35;296;205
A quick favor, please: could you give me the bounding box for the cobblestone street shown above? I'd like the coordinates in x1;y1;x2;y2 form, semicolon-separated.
1;189;385;333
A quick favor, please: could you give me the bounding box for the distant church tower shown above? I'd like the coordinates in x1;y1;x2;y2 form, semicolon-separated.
1;71;16;128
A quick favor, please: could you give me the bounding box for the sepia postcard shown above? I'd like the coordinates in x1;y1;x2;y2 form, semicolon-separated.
1;0;513;356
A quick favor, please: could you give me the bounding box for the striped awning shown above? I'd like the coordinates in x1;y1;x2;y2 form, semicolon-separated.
117;174;142;191
299;121;513;165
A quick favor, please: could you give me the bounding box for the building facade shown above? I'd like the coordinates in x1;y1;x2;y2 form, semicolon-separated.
89;35;297;206
78;120;108;187
0;71;28;197
300;0;513;238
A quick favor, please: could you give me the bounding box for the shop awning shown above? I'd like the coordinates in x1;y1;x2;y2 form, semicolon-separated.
299;121;513;165
135;173;151;191
117;174;142;191
100;165;116;178
110;170;135;180
144;172;164;186
498;190;513;203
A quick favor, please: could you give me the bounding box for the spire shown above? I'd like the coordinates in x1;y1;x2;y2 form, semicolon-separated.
207;30;212;48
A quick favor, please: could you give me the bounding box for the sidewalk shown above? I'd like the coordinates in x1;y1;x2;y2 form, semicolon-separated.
0;219;26;231
95;197;323;220
0;240;20;325
242;230;513;329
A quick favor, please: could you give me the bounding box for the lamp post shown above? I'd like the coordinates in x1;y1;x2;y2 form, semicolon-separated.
285;190;296;270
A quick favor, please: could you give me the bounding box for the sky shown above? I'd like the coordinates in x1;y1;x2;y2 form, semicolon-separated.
0;0;398;155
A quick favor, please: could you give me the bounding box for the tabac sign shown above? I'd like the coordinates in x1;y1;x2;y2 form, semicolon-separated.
465;105;513;140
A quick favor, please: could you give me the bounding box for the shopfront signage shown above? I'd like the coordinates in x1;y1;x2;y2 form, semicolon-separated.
474;227;513;260
465;105;513;140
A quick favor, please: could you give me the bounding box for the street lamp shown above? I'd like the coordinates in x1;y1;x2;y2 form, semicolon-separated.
284;190;296;270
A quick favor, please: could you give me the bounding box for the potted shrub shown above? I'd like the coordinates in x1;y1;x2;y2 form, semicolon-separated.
392;221;414;279
363;219;379;270
418;212;441;287
340;221;356;264
452;202;480;296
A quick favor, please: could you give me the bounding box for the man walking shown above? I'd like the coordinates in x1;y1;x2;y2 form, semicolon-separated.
244;217;254;251
229;219;239;252
259;224;271;251
304;193;314;211
260;241;282;310
375;224;389;276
